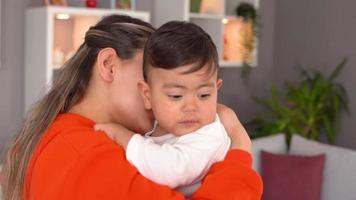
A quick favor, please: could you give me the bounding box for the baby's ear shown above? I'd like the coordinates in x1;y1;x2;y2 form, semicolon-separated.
217;78;223;90
137;80;152;110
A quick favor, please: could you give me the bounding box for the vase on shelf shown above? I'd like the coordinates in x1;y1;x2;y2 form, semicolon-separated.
117;0;131;9
86;0;97;8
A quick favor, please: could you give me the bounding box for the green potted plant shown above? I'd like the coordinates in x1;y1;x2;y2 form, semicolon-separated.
190;0;202;13
251;59;349;146
235;2;259;81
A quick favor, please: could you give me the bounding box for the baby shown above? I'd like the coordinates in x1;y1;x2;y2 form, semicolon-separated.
95;21;230;197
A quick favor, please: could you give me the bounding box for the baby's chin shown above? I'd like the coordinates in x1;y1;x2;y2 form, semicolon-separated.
171;126;202;136
172;118;216;136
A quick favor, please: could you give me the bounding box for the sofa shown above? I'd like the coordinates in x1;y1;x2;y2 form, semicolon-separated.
252;134;356;200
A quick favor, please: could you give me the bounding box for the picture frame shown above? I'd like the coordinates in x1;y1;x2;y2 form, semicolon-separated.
43;0;68;6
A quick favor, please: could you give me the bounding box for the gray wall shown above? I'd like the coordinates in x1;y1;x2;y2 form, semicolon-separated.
271;0;356;149
0;0;32;156
0;0;355;158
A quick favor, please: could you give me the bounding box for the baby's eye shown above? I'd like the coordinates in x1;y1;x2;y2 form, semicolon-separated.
198;93;211;99
168;94;183;100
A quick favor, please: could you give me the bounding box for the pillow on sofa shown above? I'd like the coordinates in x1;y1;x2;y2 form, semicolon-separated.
252;134;287;172
290;134;356;200
261;151;325;200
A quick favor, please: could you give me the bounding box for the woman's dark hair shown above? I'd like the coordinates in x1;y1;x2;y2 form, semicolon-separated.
143;21;219;81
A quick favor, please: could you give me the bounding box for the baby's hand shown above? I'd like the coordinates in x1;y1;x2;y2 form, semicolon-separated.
94;123;135;150
94;123;124;140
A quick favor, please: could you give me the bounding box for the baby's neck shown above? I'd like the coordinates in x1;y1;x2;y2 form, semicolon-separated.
150;125;169;137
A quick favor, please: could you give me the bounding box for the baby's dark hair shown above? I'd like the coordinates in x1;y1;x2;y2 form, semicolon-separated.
143;21;219;81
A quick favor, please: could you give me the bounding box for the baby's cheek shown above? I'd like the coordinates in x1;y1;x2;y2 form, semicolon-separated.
204;109;217;124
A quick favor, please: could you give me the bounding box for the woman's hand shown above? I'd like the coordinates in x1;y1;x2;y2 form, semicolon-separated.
94;123;135;150
217;104;252;153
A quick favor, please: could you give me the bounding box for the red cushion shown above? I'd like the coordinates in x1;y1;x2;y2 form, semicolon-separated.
261;151;325;200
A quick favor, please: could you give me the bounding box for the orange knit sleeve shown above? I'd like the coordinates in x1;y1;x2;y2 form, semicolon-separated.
193;150;263;199
61;144;262;200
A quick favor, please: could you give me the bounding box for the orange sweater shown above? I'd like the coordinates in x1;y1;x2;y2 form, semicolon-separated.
25;113;262;199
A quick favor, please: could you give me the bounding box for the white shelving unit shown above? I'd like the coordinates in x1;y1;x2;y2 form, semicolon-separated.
24;6;150;112
153;0;259;68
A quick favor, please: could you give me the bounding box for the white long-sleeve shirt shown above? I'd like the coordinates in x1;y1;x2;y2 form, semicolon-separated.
126;115;231;196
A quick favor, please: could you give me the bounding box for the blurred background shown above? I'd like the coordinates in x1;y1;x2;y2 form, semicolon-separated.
0;0;355;154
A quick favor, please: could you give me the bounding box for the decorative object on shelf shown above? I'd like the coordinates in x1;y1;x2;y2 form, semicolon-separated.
86;0;97;8
236;2;258;24
250;58;349;147
190;0;202;13
43;0;68;6
53;47;65;69
116;0;135;9
235;2;259;80
199;0;223;15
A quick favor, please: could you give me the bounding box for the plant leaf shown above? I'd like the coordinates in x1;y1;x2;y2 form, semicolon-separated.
329;58;347;81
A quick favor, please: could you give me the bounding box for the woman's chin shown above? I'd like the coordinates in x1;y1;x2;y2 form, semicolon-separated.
130;110;154;134
131;122;153;134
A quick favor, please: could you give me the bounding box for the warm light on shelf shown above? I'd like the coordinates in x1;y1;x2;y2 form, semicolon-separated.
222;18;229;24
56;13;70;20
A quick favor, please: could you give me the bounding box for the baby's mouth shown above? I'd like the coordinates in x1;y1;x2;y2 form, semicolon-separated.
179;120;199;126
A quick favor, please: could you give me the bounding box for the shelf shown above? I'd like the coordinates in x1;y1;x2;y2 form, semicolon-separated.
224;15;240;20
30;6;150;20
24;6;150;112
219;60;257;68
219;61;243;68
189;13;223;20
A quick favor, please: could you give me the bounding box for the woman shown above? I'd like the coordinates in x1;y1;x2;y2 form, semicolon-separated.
2;15;262;200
